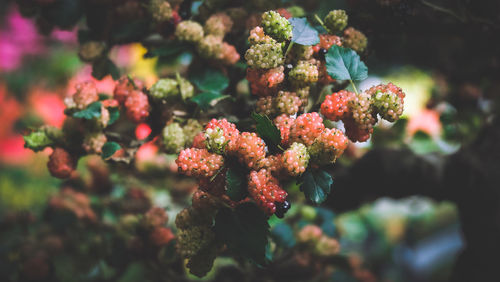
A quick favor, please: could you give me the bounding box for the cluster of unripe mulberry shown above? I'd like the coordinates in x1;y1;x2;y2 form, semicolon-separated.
246;10;368;119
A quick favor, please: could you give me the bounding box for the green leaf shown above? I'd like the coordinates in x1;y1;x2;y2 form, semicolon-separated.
299;169;333;205
23;131;53;152
289;18;320;45
271;223;296;248
107;107;120;125
214;203;270;265
144;41;191;59
251;112;282;152
189;68;229;93
92;58;120;80
325;45;368;81
226;167;248;201
73;102;102;119
102;142;121;159
190;92;222;111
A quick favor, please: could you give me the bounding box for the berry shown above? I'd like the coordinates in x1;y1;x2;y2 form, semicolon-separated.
149;0;173;23
82;132;107;154
321;90;355;121
236;132;266;170
261;10;292;42
343;116;372;142
248;169;287;215
176;21;204;43
150;227;175;246
245;42;284;69
260;154;284;176
178;77;195;100
220;42;240;65
144;207;168;227
183;119;203;147
290;112;325;146
114;76;144;104
204;13;233;38
125;90;150;123
204;118;240;153
192;190;218;211
149;78;179;100
324;10;348;34
287;44;314;62
72;81;99;110
313;34;342;53
343;27;368;54
78;41;106;62
248;26;275;45
274;200;290;218
246;66;284;96
283;142;309;176
297;225;323;243
275;8;292;19
296;87;310;112
47;148;76;179
367;83;405;122
309;128;349;165
256;96;275;117
315;236;340;256
176;148;224;178
197;35;224;59
192;132;207;149
274;114;295;146
349;92;377;130
163;122;186;153
198;168;227;196
289;60;319;87
317;60;336;84
275;90;302;116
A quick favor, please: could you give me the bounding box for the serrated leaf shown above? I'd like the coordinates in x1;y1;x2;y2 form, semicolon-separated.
189;68;229;93
107;107;120;125
289;17;320;45
23;131;53;152
299;169;333;205
73;102;102;119
271;223;296;248
102;142;121;159
251;112;281;152
325;45;368;81
214;203;270;265
190;92;223;111
226;167;248;201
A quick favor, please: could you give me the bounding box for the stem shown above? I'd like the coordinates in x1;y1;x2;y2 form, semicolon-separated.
314;14;329;31
349;80;359;95
284;41;294;57
421;0;466;22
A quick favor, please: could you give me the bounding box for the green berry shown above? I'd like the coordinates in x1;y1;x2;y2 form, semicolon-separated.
324;10;348;34
163;122;186;153
149;78;179;100
204;13;233;38
197;35;224;59
343;27;368;54
176;21;204;43
245;42;284;69
149;0;173;23
178;77;194;100
289;60;319;88
261;10;293;42
283;142;310;177
275;90;302;116
183;119;203;147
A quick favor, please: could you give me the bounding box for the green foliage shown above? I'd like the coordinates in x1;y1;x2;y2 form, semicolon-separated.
107;107;120;125
190;92;230;111
73;102;102;119
23;131;53;152
271;223;296;248
225;167;248;201
214;203;270;265
289;18;320;45
102;142;121;159
325;45;368;81
251;112;282;153
189;68;229;93
299;169;333;205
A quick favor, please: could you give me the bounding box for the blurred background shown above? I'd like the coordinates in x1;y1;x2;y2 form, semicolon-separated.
1;0;499;281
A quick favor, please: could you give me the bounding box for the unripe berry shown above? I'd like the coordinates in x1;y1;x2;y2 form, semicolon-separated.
176;21;204;43
197;35;224;59
349;92;377;130
176;225;215;258
274;114;295;146
78;41;106;62
114;76;144;104
47;147;76;179
343;116;372;142
296;87;310;112
324;10;348;34
315;236;340;256
176;148;224;178
204;118;240;153
83;132;107;154
321;90;355;121
71;81;99;110
367;83;405;122
125;90;150;123
256;96;275;117
149;78;179;100
287;44;314;62
245;42;284;69
283;142;309;176
149;0;173;22
290;112;325;146
204;13;233;38
343;27;368;54
261;10;293;42
289;60;319;88
183;119;203;147
275;90;302;116
236;132;266;170
309;128;349;165
163;122;186;153
297;224;323;243
248;26;275;45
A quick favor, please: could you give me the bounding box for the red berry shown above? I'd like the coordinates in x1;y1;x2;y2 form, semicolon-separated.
274;114;295;146
309;128;349;164
248;169;287;215
312;34;342;53
150;227;175;246
289;112;325;146
176;148;224;178
204;118;240;153
47;147;76;179
343;116;372;142
125;90;150;123
321;90;355;121
114;76;144;104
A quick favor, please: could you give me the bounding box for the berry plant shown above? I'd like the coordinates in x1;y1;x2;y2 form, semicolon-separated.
17;0;408;279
